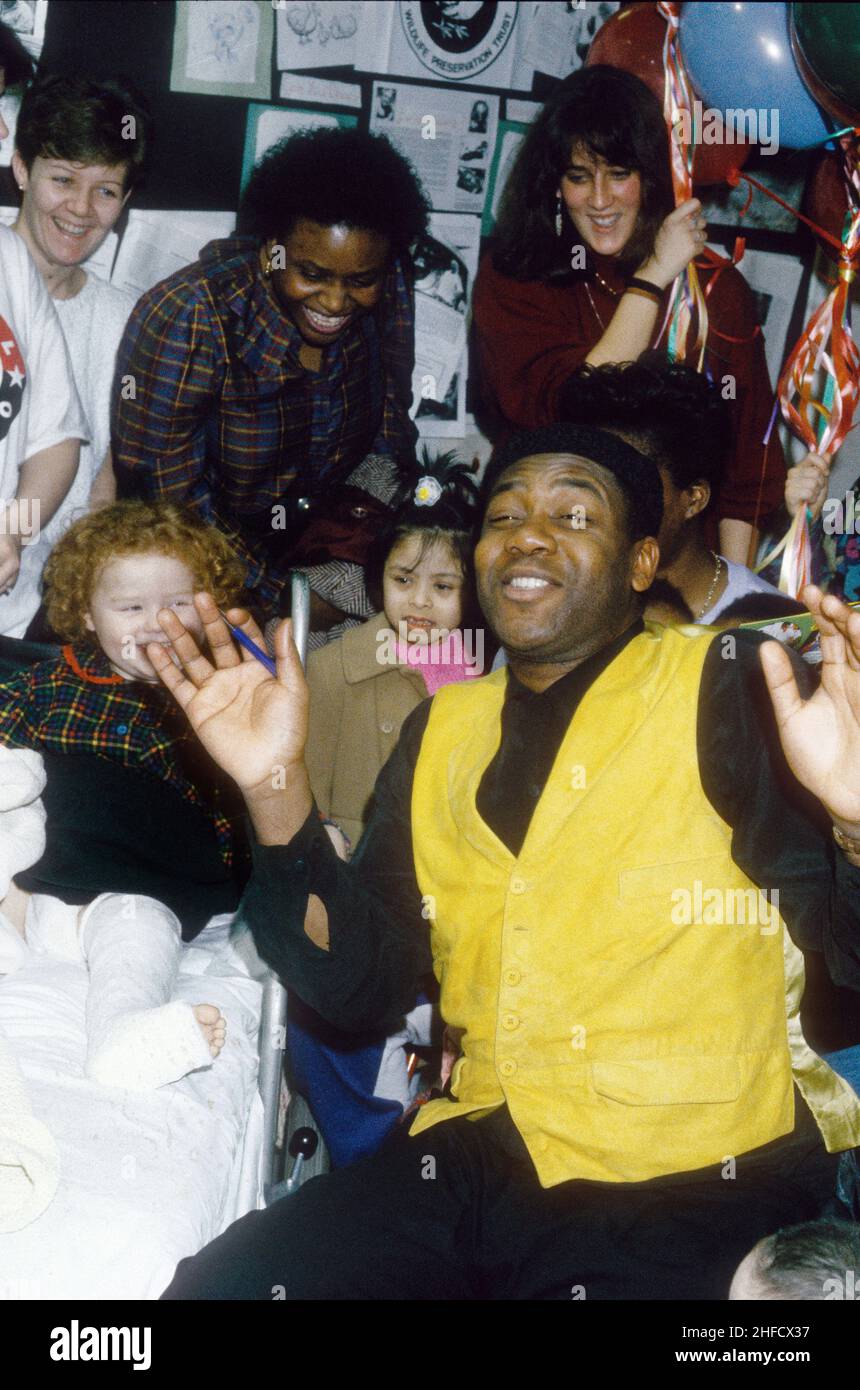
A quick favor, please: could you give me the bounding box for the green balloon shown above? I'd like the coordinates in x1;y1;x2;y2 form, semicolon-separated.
793;3;860;113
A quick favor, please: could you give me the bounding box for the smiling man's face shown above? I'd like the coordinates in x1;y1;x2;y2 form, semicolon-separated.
475;454;659;685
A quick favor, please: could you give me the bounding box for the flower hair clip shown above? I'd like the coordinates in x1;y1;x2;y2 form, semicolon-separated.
414;476;443;507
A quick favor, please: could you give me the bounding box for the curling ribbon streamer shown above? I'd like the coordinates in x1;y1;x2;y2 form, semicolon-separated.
777;506;813;598
777;239;860;460
655;1;708;369
736;142;860;590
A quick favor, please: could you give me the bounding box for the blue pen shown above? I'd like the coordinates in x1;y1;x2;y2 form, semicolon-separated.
218;610;277;676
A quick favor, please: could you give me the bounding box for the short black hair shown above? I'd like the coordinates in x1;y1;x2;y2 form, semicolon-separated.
754;1220;860;1299
238;127;430;260
558;355;732;493
0;20;34;88
717;592;806;624
15;74;153;190
480;422;664;543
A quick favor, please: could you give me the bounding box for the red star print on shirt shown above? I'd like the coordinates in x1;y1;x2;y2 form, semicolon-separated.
0;315;26;443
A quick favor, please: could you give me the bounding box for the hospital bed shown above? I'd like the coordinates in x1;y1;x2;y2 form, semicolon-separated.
0;576;320;1299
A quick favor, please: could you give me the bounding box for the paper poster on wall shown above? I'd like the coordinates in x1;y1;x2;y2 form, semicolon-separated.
0;1;48;61
359;2;520;87
241;102;357;192
524;0;619;80
726;245;807;387
0;89;19;167
170;0;274;100
275;1;364;70
279;73;362;108
370;80;498;215
505;98;540;124
110;210;237;300
411;211;480;430
416;349;466;439
481;118;527;236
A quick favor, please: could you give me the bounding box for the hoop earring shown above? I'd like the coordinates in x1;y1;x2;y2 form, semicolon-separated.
555;193;563;237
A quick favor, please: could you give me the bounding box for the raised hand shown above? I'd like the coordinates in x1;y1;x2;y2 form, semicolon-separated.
760;585;860;833
148;594;309;798
784;452;831;521
637;197;705;290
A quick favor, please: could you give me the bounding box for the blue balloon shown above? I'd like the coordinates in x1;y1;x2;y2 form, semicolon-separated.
680;1;831;149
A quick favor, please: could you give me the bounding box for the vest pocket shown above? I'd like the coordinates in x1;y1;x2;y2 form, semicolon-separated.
617;854;735;906
591;1056;742;1106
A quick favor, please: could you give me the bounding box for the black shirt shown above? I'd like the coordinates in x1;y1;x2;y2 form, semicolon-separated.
242;625;860;1047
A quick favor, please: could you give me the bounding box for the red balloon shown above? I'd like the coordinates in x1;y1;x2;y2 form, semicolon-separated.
586;2;751;186
790;19;860;129
804;147;859;261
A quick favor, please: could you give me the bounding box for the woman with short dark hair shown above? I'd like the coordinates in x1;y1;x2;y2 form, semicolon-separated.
472;65;789;565
11;76;152;530
114;126;430;631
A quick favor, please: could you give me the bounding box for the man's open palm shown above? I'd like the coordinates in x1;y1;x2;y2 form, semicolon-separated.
148;596;309;795
760;586;860;829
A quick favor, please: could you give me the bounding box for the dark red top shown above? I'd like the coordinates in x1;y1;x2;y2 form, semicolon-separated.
472;251;785;526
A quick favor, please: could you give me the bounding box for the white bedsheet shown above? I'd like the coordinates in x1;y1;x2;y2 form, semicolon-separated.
0;922;264;1300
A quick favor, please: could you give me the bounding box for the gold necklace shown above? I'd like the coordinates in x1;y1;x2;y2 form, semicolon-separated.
697;552;724;621
591;266;620;298
585;282;605;330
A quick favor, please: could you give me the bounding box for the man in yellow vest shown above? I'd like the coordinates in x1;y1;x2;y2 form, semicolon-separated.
155;424;860;1301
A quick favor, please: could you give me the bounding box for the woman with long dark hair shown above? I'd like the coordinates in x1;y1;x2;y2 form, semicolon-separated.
472;65;789;565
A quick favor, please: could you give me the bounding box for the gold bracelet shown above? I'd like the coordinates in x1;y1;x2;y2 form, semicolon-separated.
832;824;860;856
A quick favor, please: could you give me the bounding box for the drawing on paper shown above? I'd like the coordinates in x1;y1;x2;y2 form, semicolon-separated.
284;2;361;50
185;1;260;85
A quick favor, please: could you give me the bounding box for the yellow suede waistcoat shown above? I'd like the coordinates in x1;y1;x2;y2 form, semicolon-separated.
409;623;860;1186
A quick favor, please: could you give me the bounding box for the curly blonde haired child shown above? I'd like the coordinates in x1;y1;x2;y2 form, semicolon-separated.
43;500;246;642
0;502;250;1091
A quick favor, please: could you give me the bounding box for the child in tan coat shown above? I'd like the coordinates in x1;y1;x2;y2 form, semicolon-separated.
305;452;484;850
293;453;484;1166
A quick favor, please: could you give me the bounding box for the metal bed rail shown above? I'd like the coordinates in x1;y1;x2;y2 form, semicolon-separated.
257;571;309;1201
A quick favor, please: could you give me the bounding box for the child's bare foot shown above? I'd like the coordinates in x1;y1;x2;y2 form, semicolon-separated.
193;1003;227;1058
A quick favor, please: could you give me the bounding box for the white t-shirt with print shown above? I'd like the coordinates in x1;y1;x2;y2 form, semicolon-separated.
47;272;135;542
0;225;87;638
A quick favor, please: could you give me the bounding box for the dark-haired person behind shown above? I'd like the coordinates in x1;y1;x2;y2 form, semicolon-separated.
291;451;484;1168
559;356;796;625
471;66;811;567
10;75;152;643
730;1219;860;1300
113;128;430;631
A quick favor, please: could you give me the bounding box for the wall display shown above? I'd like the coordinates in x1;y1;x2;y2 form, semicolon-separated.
699;153;815;240
278;72;362;107
413;211;480;439
720;244;808;387
369;78;499;215
505;96;539;123
0;0;47;60
358;1;520;88
0;88;19;166
110;210;237;300
412;210;480;412
275;0;364;70
524;0;618;80
170;0;274;100
482;116;527;235
241;100;357;190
